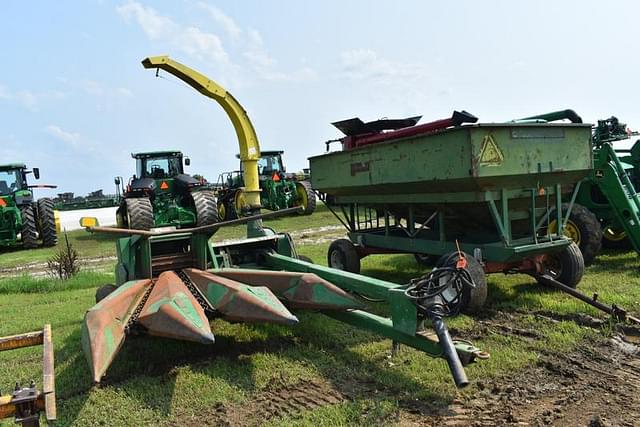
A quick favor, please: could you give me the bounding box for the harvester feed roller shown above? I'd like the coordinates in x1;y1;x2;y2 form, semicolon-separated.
82;268;369;383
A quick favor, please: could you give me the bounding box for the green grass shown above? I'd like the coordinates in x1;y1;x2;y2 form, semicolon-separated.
1;208;639;425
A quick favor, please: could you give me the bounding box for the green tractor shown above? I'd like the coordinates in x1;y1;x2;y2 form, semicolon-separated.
216;150;316;220
115;151;218;230
0;164;58;249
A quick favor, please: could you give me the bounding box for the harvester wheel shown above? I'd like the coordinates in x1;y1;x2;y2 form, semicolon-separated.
436;252;488;313
328;238;361;274
20;205;38;249
192;191;219;226
537;242;584;289
225;190;245;220
414;253;438;266
95;284;118;303
125;198;154;230
601;224;631;249
548;203;601;266
295;181;316;215
37;198;58;247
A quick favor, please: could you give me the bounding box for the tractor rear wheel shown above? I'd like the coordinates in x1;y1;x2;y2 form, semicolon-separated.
327;238;361;274
536;242;584;289
125;198;154;230
192;191;219;226
20;205;38;249
548;203;602;266
37;198;58;247
295;181;316;215
435;252;488;313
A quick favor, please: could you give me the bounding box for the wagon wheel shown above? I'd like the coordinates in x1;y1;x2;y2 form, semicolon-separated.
435;252;488;313
536;242;584;289
327;239;361;274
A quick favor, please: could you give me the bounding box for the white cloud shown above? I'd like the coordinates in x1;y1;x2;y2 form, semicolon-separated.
197;2;241;39
117;1;230;66
0;85;10;100
15;90;38;111
116;2;176;40
45;125;81;146
340;48;427;83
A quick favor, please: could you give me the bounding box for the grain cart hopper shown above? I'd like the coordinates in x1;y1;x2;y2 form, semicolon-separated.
115;151;218;230
216;150;316;220
0;164;58;249
312;110;594;312
78;55;488;389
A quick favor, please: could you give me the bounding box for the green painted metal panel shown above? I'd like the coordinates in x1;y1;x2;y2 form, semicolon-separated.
310;123;592;199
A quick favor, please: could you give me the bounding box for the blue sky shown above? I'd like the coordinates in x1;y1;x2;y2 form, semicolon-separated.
2;0;640;195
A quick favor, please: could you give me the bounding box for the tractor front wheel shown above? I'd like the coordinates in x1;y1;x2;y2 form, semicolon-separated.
548;203;602;266
536;242;584;289
601;224;631;249
20;205;38;249
37;198;58;247
295;181;316;215
435;252;488;313
327;238;361;274
125;198;154;230
225;189;245;220
192;191;218;226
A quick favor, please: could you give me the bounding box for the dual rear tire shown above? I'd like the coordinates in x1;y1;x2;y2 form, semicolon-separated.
20;197;57;248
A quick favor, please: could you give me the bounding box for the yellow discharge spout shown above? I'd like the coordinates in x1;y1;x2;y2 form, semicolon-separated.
141;55;261;211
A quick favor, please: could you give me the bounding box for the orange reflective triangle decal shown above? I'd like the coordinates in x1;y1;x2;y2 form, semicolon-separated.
160;181;169;190
0;198;6;207
272;172;280;182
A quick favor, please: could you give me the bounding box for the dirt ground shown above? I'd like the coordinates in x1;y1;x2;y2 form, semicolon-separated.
173;311;640;427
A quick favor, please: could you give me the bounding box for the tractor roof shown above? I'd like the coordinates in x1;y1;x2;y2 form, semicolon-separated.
261;150;284;156
0;163;27;170
131;151;183;159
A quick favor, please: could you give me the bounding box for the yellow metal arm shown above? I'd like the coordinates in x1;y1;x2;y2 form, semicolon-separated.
141;55;261;210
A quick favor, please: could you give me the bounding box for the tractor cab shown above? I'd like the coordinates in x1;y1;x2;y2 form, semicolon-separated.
257;151;285;179
135;151;186;180
0;164;34;196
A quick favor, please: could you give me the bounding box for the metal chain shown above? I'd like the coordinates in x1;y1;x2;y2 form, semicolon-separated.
176;270;215;314
125;282;156;332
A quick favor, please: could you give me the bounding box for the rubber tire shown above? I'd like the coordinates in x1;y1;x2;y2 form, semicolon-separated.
297;254;313;263
20;205;38;249
37;198;58;247
295;181;317;215
217;201;227;221
536;242;584;289
414;253;438;267
435;252;488;314
95;284;118;303
192;191;219;226
549;203;602;266
327;238;361;274
125;197;154;230
601;225;632;250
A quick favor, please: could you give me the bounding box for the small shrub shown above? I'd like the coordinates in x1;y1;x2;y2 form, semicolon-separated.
47;231;79;279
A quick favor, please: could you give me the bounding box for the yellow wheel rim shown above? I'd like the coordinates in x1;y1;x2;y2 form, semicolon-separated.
296;183;308;211
549;219;581;245
217;203;226;221
234;190;246;215
603;225;626;242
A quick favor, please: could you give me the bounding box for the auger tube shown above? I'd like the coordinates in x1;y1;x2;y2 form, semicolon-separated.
141;55;262;212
